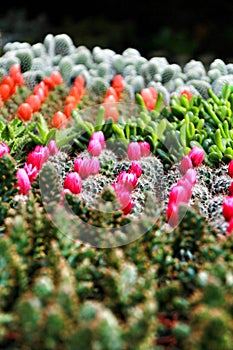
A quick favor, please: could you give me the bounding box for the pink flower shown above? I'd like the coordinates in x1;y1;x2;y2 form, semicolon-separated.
0;141;10;157
63;172;82;194
166;201;179;227
168;184;189;204
89;157;100;175
23;163;39;183
116;170;138;191
176;177;193;200
128;161;142;178
47;139;58;155
74;157;99;179
183;168;197;186
114;185;134;215
180;155;193;174
222;196;233;222
90;131;105;149
138;141;150;157
188;146;205;167
88;139;102;157
127;142;141;160
26;145;50;170
228;160;233;178
16;168;31;195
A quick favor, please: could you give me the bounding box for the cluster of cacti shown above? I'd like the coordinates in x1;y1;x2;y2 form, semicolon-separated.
1;32;233;349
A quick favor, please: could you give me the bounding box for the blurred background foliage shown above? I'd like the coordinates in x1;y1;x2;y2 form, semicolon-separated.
0;1;233;67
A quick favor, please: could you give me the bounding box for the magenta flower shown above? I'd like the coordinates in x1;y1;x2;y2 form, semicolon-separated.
128;161;142;178
168;184;189;204
63;172;82;194
89;157;100;175
47;139;58;155
166;201;179;227
116;170;138;191
74;157;100;179
177;177;193;200
113;184;134;215
127;142;141;160
180;155;193;174
183;168;197;186
90;131;105;149
138;141;150;157
222;196;233;222
16;168;31;195
87;139;102;156
26;145;50;170
188;146;204;167
0;141;10;157
23;163;39;183
228;160;233;178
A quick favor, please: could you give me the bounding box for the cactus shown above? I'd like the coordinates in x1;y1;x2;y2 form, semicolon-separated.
54;33;74;56
15;48;33;73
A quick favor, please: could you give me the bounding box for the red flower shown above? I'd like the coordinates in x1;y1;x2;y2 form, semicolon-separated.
17;103;33;122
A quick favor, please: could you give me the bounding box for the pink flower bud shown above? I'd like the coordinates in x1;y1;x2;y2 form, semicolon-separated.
89;157;100;175
90;131;105;149
222;196;233;222
166;201;179;227
63;172;82;194
128;161;142;178
138;141;150;157
16;168;31;195
183;168;197;186
74;157;92;179
26;145;50;170
88;139;102;157
180;155;193;174
168;184;189;204
127;142;141;160
177;177;193;200
0;141;10;157
47;139;58;155
228;160;233;178
23;163;39;183
114;186;134;215
116;170;138;191
188;146;205;167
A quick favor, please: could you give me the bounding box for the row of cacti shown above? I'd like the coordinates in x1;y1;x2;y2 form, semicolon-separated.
1;33;233;103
